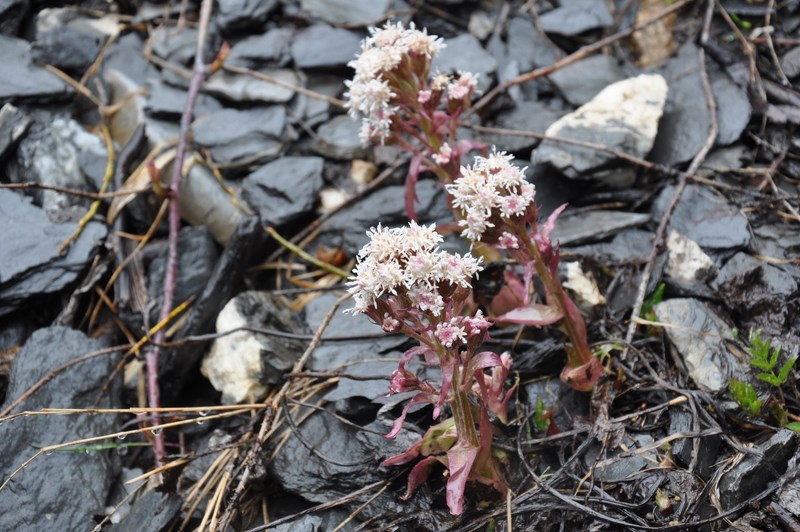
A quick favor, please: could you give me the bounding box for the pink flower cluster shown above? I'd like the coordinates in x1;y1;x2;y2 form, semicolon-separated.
445;150;536;241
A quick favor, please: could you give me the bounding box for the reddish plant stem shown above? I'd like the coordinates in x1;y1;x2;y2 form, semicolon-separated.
145;0;214;468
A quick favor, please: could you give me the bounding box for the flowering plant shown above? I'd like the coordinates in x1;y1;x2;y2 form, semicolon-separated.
345;22;484;219
346;222;511;514
447;151;603;391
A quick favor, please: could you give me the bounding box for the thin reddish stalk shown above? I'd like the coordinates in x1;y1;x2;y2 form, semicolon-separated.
145;0;214;468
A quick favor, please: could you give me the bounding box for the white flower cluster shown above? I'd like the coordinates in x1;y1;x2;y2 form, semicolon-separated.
434;310;491;348
445;151;536;241
347;222;482;315
345;22;444;143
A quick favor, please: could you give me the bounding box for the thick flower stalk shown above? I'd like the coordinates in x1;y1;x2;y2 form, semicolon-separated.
346;222;511;514
446;151;603;391
345;22;483;219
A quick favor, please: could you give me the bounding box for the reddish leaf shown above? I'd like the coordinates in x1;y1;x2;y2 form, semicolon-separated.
434;356;456;419
446;439;479;515
494;304;563;326
540;203;568;242
560;356;604;392
403;457;442;500
386;393;434;439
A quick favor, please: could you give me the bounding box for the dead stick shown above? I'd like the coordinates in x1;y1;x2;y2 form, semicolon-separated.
622;0;719;357
145;0;214;469
470;0;693;115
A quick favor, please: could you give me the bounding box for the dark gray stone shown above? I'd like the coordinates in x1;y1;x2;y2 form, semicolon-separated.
216;0;277;33
290;24;362;69
269;411;412;504
112;490;180;532
539;0;613;35
0;103;31;160
227;28;294;68
0;190;107;316
552;210;651;246
652;184;750;249
270;510;356;532
0;35;72;103
192;107;286;165
204;68;300;103
241;156;324;227
31;27;100;72
719;430;798;509
482;101;562;152
566;229;653;263
145;79;222;118
311;115;368;160
524;378;588;432
433;33;497;84
668;409;720;479
549;55;628;106
150;26;197;65
585;434;656;482
104;33;157;84
651;43;751;166
5;115;102;222
507;16;559;71
316;179;450;256
0;0;27;36
781;46;800;78
654;298;740;392
146;226;219;324
0;327;120;531
299;0;391;25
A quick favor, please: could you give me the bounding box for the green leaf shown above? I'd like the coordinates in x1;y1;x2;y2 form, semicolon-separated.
728;379;761;416
787;422;800;432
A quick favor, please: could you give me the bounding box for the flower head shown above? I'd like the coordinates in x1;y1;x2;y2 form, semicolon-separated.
345;22;445;143
445;150;535;242
347;222;482;315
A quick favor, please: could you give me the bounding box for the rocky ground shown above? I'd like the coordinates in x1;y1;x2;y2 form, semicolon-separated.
0;0;799;530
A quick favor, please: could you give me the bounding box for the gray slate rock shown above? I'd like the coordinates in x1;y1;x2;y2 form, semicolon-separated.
566;229;653;263
150;26;196;65
668;409;720;479
553;210;651;246
216;0;277;33
0;0;28;35
241;156;324;227
0;327;120;531
0;190;106;316
111;490;181;532
316;179;450;256
201;291;309;403
31;27;100;72
192;107;286;165
145;79;222;118
652;184;750;250
586;434;656;482
0;103;31;160
433;33;497;87
227;28;294;68
204;69;300;103
270;510;356;532
0;35;72;103
290;25;362;69
146;226;219;325
482;101;562;152
719;430;798;509
6;116;103;222
650;43;751;165
654;298;739;392
507;16;559;71
548;54;628;106
311;115;368;160
299;0;390;25
539;0;613;35
780;46;800;78
269;410;414;504
104;33;158;85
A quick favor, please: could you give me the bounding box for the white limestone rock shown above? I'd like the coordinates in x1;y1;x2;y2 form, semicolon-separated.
201;291;307;404
665;230;717;283
533;74;668;186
